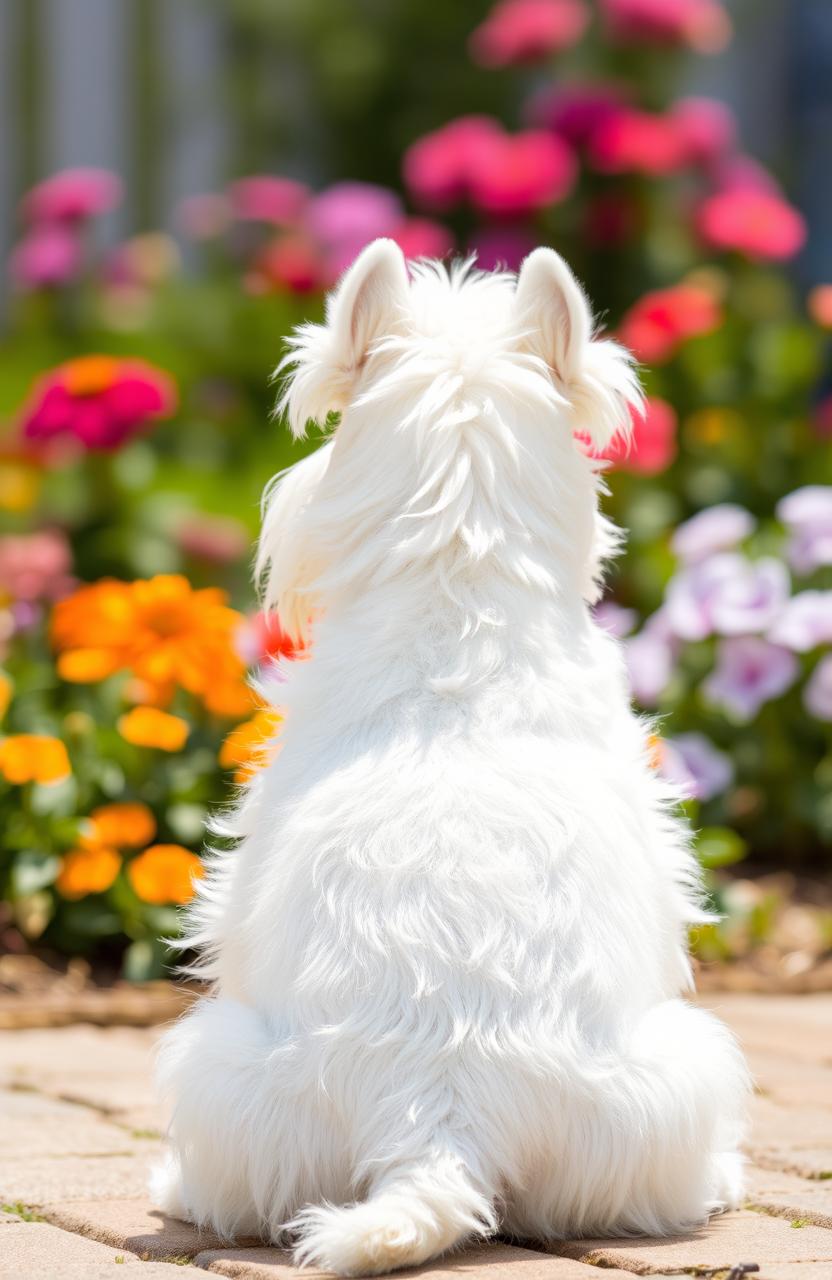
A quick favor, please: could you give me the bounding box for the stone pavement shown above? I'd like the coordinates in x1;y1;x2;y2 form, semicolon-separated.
1;993;830;1279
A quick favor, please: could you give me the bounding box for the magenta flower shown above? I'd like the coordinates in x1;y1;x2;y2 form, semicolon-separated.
0;530;74;603
671;504;755;564
709;153;781;196
666;554;789;641
468;225;537;271
469;131;576;217
660;733;734;801
768;592;832;652
8;225;82;290
21;168;122;224
308;183;402;250
776;487;832;574
593;600;638;639
589;109;689;176
672;97;736;166
469;0;589;67
389;218;454;262
804;655;832;721
704;637;798;722
599;0;731;52
525;84;627;147
227;176;309;226
625;609;679;706
404;117;504;210
21;355;176;453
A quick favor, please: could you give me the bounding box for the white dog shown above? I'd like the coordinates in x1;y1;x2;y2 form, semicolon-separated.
153;240;749;1275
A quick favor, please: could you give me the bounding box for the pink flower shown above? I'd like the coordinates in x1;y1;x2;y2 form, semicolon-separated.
469;225;538;271
618;284;722;363
308;183;402;250
672;504;755;564
0;530;74;604
697;189;806;261
708;153;781;196
666;554;789;641
600;0;732;53
21;168;122;224
469;0;589;68
589;110;689;176
469;131;576;216
227;176;309;226
526;84;627;147
625;608;679;705
176;193;232;240
804;655;832;721
704;637;797;722
604;397;678;475
389;218;454;262
672;97;736;166
21;355;177;453
403;117;504;210
8;225;82;290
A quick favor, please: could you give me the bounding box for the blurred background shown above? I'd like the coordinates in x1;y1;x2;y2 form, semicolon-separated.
1;0;831;1008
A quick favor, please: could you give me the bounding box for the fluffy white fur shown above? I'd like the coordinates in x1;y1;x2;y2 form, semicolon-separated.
153;240;749;1275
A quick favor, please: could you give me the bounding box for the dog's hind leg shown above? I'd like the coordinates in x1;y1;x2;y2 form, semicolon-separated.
289;1138;497;1276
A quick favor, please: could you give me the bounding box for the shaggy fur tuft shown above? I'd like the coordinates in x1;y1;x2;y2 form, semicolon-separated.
154;240;749;1275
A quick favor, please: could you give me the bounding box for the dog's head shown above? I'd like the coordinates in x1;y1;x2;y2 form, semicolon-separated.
258;239;642;646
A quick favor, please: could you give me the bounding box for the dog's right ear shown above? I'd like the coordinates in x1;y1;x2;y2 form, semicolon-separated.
277;238;409;437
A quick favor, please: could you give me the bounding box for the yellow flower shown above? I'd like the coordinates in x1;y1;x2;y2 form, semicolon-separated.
56;846;121;900
118;706;189;752
128;844;204;905
0;457;42;513
86;801;157;849
0;734;71;785
646;734;664;770
0;672;11;721
220;709;282;783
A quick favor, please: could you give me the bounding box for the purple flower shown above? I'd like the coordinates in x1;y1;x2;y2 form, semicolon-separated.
625;608;678;705
776;486;832;575
660;732;734;801
671;503;755;564
593;599;638;638
468;224;537;271
804;654;832;720
703;637;798;722
666;553;789;641
768;591;832;652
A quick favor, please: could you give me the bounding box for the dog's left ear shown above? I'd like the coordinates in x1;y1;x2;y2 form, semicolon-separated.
515;246;642;450
278;238;410;438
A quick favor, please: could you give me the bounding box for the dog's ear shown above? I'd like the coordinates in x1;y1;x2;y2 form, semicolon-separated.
278;238;409;438
515;246;642;450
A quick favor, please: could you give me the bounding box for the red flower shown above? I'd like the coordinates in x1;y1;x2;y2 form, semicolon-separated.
227;176;309;226
589;110;689;176
601;397;678;475
469;131;577;216
237;611;305;667
253;235;328;294
600;0;731;53
469;0;589;68
697;189;806;261
619;284;722;364
21;356;177;453
20;168;122;224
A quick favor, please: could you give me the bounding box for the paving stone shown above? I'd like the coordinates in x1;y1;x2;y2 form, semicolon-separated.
750;1050;832;1109
0;1153;155;1203
1;1088;142;1158
0;1220;193;1276
552;1209;832;1272
749;1096;832;1147
745;1164;832;1228
700;994;832;1066
752;1147;832;1181
755;1267;832;1280
194;1242;640;1279
39;1196;258;1261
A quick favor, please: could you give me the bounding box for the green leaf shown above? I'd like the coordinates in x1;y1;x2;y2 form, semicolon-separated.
696;826;748;870
11;852;61;896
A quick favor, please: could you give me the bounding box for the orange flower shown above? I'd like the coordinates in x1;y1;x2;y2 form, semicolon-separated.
220;709;282;783
0;734;71;785
56;846;121;899
86;801;156;849
118;706;189;751
647;734;664;770
0;672;11;720
51;574;250;713
128;844;204;905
